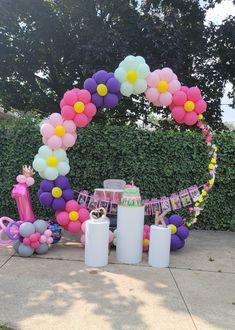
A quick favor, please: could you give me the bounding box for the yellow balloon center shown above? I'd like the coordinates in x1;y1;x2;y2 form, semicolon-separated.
69;211;79;221
51;187;62;198
184;100;195;112
47;156;58;167
127;70;138;83
157;80;168;93
74;101;85;113
97;83;108;96
143;239;149;247
169;224;177;235
54;125;65;137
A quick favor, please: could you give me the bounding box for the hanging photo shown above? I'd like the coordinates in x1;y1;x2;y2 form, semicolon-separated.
143;200;152;215
160;197;172;213
151;199;161;215
88;195;99;210
188;186;201;202
99;199;110;212
77;191;89;206
179;189;192;207
109;200;118;215
170;193;182;210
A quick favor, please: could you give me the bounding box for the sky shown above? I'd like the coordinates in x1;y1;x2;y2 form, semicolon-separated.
204;0;235;122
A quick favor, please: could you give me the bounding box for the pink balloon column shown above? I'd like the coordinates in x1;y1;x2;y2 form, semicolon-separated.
11;165;36;222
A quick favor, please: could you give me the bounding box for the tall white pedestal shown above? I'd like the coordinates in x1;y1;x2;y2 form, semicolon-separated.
148;225;171;268
85;219;110;267
116;205;144;264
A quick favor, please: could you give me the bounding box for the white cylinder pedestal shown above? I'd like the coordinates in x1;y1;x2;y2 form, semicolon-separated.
116;205;144;264
85;219;110;267
148;225;171;268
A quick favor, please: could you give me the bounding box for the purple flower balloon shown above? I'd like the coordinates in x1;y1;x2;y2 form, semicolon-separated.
165;214;190;251
84;70;121;108
37;176;74;211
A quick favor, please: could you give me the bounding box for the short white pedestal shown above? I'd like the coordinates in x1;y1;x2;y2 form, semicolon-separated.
148;225;171;268
116;205;144;264
85;219;110;267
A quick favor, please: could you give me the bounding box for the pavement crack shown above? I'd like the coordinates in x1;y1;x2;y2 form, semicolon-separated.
0;255;13;271
169;268;198;330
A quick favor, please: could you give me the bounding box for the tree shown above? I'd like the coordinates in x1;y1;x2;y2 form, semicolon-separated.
0;0;234;129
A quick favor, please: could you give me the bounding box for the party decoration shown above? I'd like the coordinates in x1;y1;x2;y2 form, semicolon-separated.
169;86;207;126
114;55;150;96
11;165;36;222
145;68;181;107
56;200;90;233
84;70;121;108
47;220;63;244
165;215;190;250
40;113;77;150
0;217;20;246
60;88;97;128
143;224;150;252
37;176;74;211
33;145;70;180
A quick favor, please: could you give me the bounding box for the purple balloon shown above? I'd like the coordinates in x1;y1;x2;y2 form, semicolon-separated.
93;70;109;84
92;93;103;107
104;94;119;108
171;235;182;250
40;180;54;192
62;189;74;201
39;192;53;207
107;78;120;93
54;176;70;189
163;216;170;225
52;198;66;211
178;238;185;249
177;226;189;240
169;215;183;227
84;78;97;93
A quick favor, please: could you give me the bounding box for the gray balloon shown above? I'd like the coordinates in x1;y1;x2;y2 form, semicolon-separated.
18;243;34;257
13;240;20;252
35;243;49;254
19;222;35;237
34;219;48;233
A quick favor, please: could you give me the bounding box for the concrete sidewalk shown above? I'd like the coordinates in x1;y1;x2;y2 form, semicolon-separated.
0;230;234;330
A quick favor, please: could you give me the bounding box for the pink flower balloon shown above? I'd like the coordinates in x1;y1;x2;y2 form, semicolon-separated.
145;68;181;107
170;86;207;126
40;113;77;150
60;88;97;128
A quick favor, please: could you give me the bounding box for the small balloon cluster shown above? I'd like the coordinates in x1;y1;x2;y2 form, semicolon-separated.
143;225;150;252
31;54;217;230
166;215;189;250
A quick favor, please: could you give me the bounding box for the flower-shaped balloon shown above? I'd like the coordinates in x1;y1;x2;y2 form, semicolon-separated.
33;146;70;180
84;70;121;108
165;215;189;250
114;55;150;96
60;88;97;128
37;176;74;211
145;68;181;107
56;200;90;233
170;86;207;126
40;113;77;150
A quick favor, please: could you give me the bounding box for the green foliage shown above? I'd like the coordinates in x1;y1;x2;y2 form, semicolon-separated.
0;119;234;230
0;0;234;129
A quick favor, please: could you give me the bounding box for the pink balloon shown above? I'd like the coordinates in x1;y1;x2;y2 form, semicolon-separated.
17;175;26;184
195;99;207;114
35;232;41;240
47;237;53;244
78;89;91;104
56;211;69;226
173;91;187;106
11;183;36;222
26;177;35;187
67;221;81;233
65;200;79;212
44;229;52;237
74;114;89;128
79;208;90;223
168;80;181;94
187;87;202;102
184;112;198;126
81;221;86;233
23;237;31;246
40;123;54;139
145;88;159;102
159;91;172;106
144;224;150;232
62;133;76;149
80;234;86;244
109;230;113;243
63;120;76;133
171;106;185;122
159;67;174;82
31;241;40;249
48;135;62;149
50;113;63;126
63;90;78;106
181;86;189;93
60;99;66;109
146;71;160;87
143;231;148;239
61;106;75;120
40;235;47;243
84;103;97;119
30;233;39;242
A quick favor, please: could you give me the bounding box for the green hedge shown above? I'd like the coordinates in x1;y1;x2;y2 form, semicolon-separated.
0;118;234;230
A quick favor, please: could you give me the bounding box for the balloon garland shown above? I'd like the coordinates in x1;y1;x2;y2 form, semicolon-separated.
33;55;218;232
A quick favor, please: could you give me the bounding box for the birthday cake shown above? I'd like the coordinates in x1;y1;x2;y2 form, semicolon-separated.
121;182;142;207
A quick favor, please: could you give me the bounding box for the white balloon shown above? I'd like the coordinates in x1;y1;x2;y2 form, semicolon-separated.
120;82;134;97
53;148;66;161
38;145;52;158
138;63;150;78
114;67;127;83
33;157;47;172
58;162;70;175
133;79;147;94
44;167;58;180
